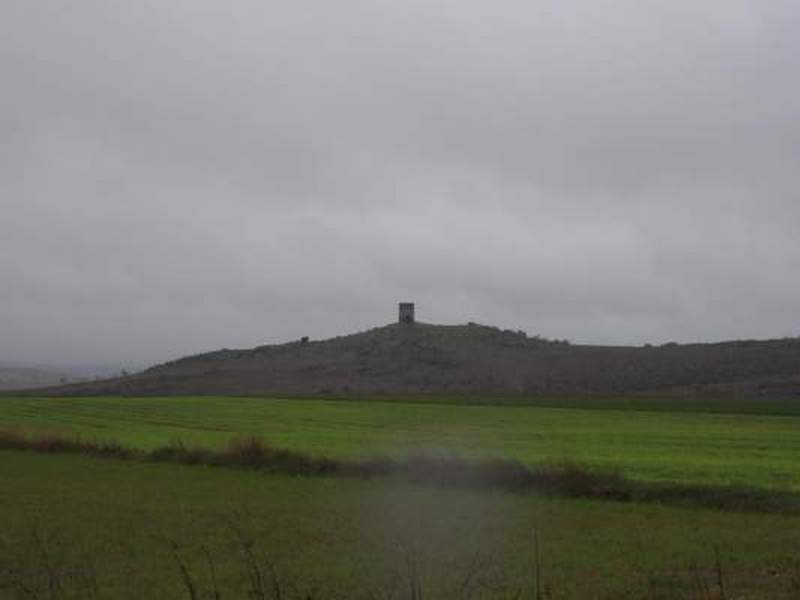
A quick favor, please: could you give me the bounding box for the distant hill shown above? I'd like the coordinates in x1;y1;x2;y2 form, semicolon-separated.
0;366;77;390
34;322;800;397
0;362;142;391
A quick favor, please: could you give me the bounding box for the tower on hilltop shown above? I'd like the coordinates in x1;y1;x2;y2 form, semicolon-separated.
398;302;415;324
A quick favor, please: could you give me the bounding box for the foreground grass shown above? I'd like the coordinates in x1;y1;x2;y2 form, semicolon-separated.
2;395;800;490
3;450;800;599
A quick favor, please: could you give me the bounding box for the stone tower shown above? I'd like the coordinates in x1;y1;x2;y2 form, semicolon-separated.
398;302;415;324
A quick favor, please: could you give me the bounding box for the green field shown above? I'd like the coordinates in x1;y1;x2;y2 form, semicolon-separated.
3;450;800;599
2;395;800;489
4;394;800;598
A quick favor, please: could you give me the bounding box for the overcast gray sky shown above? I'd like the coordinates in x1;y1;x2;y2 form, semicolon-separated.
2;0;799;366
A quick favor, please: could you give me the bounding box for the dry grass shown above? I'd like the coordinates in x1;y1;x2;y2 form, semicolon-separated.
0;429;134;458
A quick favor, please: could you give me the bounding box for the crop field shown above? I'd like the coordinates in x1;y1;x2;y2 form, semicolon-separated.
3;450;800;599
3;394;800;598
2;395;800;489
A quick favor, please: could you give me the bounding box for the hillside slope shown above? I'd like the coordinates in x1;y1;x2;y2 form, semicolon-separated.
38;323;800;397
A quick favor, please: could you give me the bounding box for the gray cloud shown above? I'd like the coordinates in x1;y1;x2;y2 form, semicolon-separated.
2;0;799;365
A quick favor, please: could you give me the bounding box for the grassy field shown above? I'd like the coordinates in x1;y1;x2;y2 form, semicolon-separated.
3;450;800;599
2;395;800;490
3;394;800;598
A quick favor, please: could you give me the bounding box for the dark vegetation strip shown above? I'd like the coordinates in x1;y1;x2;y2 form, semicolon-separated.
2;429;798;514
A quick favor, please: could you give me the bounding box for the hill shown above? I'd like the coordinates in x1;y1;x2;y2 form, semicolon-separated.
35;322;800;397
0;365;78;391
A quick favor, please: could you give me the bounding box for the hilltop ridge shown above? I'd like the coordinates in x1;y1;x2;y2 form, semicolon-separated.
37;322;800;397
